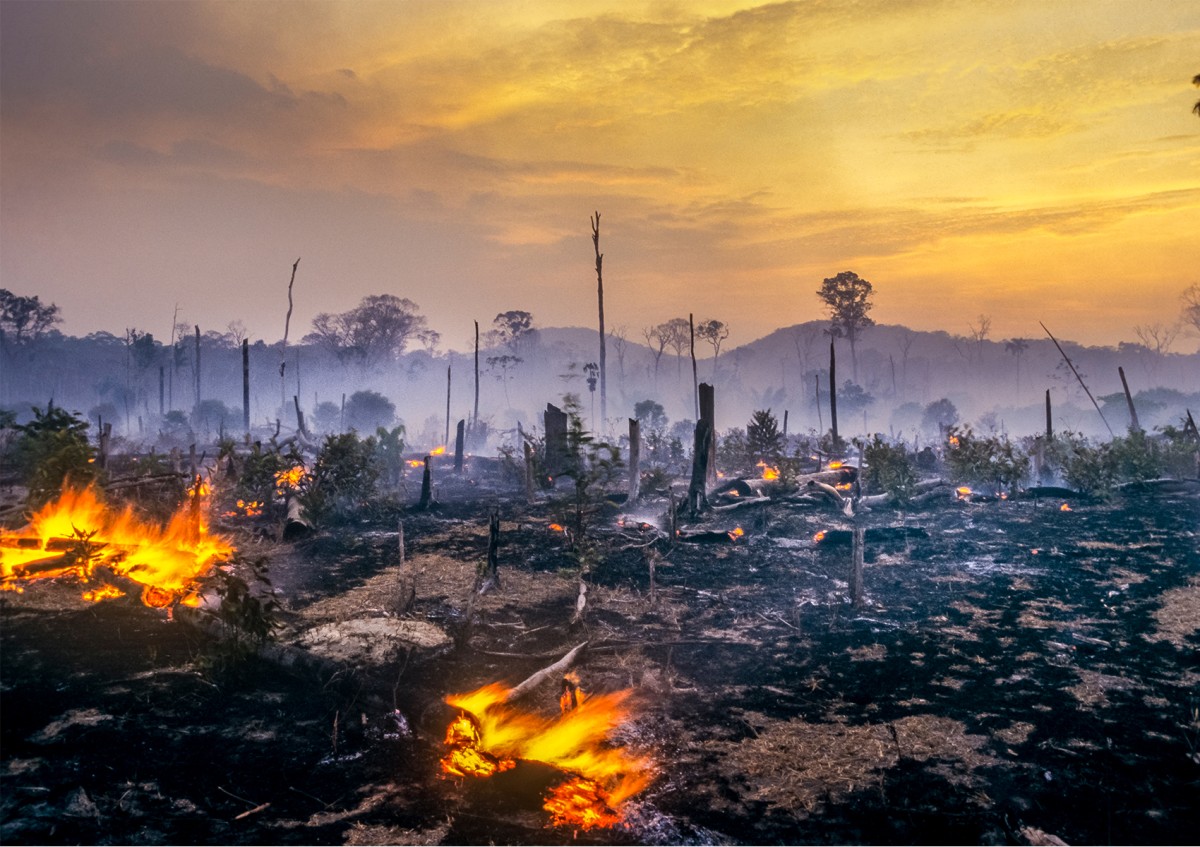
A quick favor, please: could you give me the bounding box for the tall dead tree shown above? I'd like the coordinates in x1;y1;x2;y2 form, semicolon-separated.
472;320;480;441
685;418;712;517
690;314;699;419
1045;389;1053;441
627;418;641;503
193;325;201;413
242;339;250;433
444;365;452;447
829;340;839;447
280;258;299;413
1040;321;1113;437
591;212;607;432
1119;366;1141;432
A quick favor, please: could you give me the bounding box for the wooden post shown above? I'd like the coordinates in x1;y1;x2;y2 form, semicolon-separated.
591;212;607;433
627;418;641;503
1118;366;1141;432
829;340;839;447
454;419;465;473
851;523;865;608
242;339;250;434
699;382;716;483
1045;389;1053;441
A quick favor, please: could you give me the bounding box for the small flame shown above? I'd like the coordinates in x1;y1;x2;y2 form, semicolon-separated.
834;482;852;491
548;523;566;533
406;459;425;468
955;486;973;500
1060;503;1072;512
762;466;780;481
948;435;960;448
813;530;826;543
828;460;844;469
728;526;745;540
430;445;447;456
274;465;307;495
82;584;125;603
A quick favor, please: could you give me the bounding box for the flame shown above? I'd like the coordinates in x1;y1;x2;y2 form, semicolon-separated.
762;466;780;481
274;465;307;495
813;530;826;543
1;485;234;607
406;459;425;468
1060;503;1072;512
728;526;745;540
948;436;960;448
548;523;566;533
834;482;852;491
955;486;973;500
430;445;447;456
222;499;264;519
439;681;652;830
828;460;844;469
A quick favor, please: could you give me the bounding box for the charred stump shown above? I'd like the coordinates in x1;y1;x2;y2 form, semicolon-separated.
699;382;716;484
544;403;569;477
851;523;865;608
454;419;465;474
417;456;434;510
684;418;713;518
627;418;641;503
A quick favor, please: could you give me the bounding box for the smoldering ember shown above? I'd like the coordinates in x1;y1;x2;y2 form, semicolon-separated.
2;279;1199;847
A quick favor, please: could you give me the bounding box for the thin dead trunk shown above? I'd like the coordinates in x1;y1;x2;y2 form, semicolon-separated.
1119;366;1141;432
591;212;607;433
627;418;641;503
473;320;480;442
829;340;839;447
690;313;699;420
242;339;250;433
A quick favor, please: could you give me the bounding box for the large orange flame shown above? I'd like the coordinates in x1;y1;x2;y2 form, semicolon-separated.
439;681;652;830
0;485;233;607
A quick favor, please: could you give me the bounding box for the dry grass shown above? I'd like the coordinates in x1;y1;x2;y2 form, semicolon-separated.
1147;577;1200;648
710;713;996;815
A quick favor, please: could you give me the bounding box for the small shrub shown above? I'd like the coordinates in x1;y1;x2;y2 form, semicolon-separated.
12;405;97;505
945;425;1029;496
862;435;918;505
298;432;380;523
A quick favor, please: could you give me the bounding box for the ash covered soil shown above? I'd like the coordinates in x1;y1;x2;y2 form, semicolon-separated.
3;484;1199;845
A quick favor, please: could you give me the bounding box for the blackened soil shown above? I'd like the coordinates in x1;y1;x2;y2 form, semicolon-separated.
3;486;1199;845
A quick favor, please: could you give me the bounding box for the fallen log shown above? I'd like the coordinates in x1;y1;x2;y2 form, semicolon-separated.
814;526;929;547
504;641;588;703
711;495;771;512
676;527;745;544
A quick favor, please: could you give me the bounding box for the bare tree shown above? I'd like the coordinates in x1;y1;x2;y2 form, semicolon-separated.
696;318;730;379
609;325;629;387
1134;322;1179;357
662;317;691;379
225;319;248;347
1181;283;1200;340
967;314;992;365
641;323;671;388
305;294;429;369
0;289;61;344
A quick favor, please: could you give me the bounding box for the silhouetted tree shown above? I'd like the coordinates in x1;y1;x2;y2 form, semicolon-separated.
922;398;959;436
696;318;730;378
1005;338;1029;395
487;310;538;354
0;289;61;344
816;271;874;381
1182;284;1200;340
305;294;428;368
344;390;396;433
641;323;672;387
746;409;783;465
662;317;691;379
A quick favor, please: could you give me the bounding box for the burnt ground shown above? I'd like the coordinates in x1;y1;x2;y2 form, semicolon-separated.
2;480;1199;845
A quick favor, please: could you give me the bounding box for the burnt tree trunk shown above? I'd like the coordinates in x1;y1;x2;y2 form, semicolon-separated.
523;440;536;504
242;339;250;433
454;419;465;473
159;366;165;416
544;403;569;477
444;365;451;447
472;320;480;443
699;382;715;484
685;418;713;517
815;373;824;434
627;418;641;503
851;523;865;608
1119;366;1141;432
1045;389;1053;441
829;340;839;447
396;517;415;613
293;395;306;436
417;456;433;510
591;212;607;433
194;325;201;412
690;313;699;420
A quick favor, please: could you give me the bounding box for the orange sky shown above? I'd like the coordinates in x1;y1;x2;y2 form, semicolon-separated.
2;0;1198;350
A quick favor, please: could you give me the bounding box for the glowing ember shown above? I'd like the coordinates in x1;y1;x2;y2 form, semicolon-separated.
222;499;264;518
948;435;960;448
834;482;852;491
813;530;827;543
0;485;234;607
439;680;651;830
274;465;307;495
430;445;447;456
1060;503;1072;511
728;527;745;541
828;460;845;469
406;459;425;468
762;466;780;481
548;523;566;533
955;486;973;500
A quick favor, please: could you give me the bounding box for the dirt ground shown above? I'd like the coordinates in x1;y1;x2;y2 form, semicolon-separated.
2;477;1198;845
